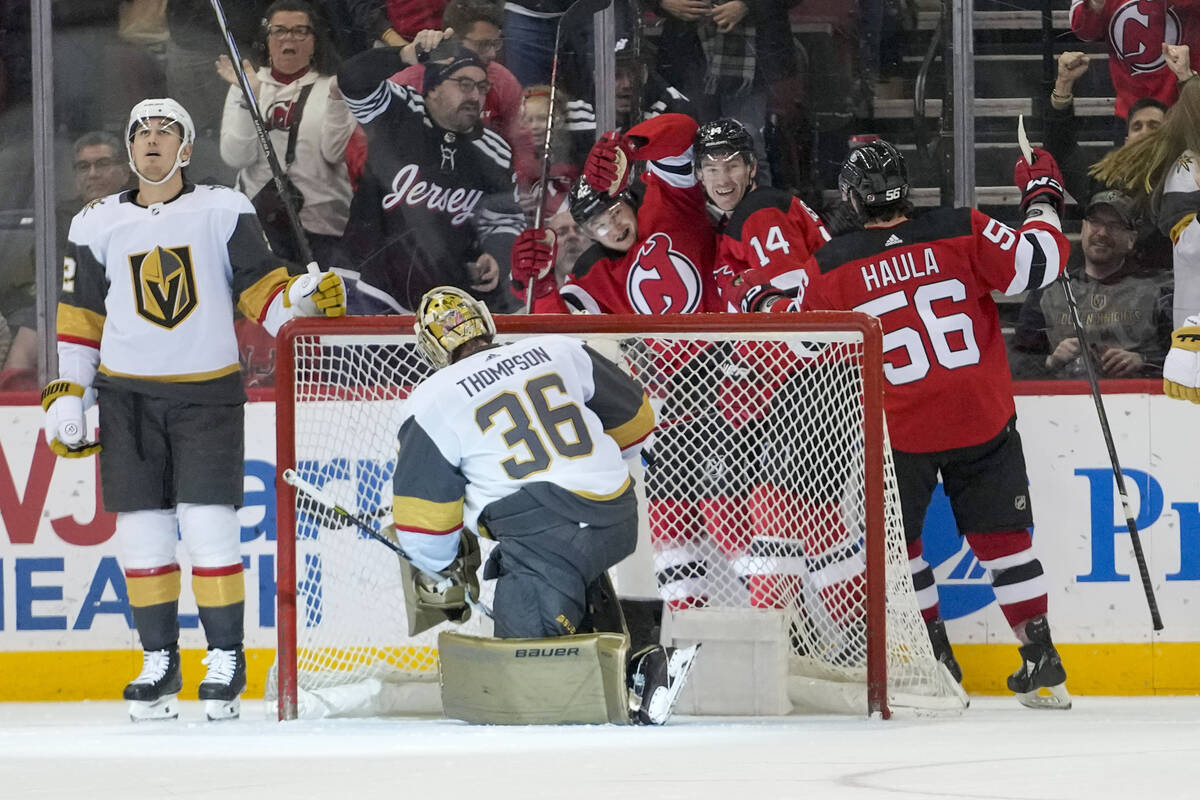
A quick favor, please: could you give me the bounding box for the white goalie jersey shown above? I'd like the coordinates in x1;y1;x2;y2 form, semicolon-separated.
58;184;295;402
391;335;655;572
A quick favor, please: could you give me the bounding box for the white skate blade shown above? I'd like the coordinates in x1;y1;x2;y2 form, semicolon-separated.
128;694;179;722
1016;682;1072;710
205;697;242;721
646;644;701;725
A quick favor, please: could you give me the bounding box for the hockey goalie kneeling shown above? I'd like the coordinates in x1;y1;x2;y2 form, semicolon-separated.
390;286;699;725
406;541;689;725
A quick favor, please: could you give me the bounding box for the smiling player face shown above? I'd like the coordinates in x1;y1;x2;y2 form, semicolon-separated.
698;152;756;213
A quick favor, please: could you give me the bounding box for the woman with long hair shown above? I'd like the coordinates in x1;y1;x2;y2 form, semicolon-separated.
215;0;355;266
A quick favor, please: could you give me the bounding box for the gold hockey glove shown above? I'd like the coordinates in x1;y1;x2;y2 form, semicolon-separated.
1164;319;1200;403
285;271;346;318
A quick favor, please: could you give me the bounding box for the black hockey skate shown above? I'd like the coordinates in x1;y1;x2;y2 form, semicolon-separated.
926;618;964;683
198;646;247;721
1007;617;1071;710
628;643;701;725
123;647;182;722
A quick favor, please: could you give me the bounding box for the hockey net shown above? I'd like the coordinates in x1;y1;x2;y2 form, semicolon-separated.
269;314;966;720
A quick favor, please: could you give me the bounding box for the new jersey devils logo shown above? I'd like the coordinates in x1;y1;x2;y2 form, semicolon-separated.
1108;1;1182;75
626;232;702;314
266;99;300;132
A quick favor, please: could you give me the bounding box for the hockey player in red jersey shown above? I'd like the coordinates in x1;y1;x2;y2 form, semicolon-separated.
694;118;830;313
510;112;722;315
511;114;743;612
745;140;1073;709
690;119;870;645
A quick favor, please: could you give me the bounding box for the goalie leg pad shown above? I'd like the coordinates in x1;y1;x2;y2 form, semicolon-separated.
437;630;632;724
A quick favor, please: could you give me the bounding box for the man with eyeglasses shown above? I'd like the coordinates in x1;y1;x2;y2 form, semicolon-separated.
344;4;532;202
1015;190;1173;379
338;28;526;314
396;3;523;149
12;133;137;378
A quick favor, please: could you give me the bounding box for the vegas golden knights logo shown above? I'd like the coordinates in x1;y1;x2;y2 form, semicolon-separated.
130;245;197;329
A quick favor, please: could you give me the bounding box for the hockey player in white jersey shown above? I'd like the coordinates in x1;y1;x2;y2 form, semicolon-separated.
391;285;698;724
42;98;346;722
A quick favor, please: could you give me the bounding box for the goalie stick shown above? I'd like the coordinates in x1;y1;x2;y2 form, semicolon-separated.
281;468;494;619
208;0;318;273
1017;117;1164;631
525;0;614;311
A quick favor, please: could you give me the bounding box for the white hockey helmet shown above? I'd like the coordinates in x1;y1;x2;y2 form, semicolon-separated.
414;286;496;370
126;97;196;186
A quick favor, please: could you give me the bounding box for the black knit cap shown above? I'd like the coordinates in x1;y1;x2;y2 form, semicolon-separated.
423;47;486;94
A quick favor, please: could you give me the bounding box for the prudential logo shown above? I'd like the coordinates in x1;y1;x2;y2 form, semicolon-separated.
921;484;998;619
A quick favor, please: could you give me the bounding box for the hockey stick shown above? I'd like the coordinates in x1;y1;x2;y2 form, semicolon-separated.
282;468;494;619
1017;117;1164;631
526;0;614;312
209;0;318;272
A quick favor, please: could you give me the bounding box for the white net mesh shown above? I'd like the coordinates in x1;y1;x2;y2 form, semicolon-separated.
269;319;966;718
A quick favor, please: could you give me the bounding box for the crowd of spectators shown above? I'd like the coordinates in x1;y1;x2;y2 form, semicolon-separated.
0;0;1197;389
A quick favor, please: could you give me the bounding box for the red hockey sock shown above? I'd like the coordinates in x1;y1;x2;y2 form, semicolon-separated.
907;539;940;622
799;500;866;623
965;530;1048;637
650;498;709;610
701;495;751;557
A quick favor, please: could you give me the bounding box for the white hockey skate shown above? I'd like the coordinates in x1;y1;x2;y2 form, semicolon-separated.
629;643;701;725
199;647;247;721
124;647;182;722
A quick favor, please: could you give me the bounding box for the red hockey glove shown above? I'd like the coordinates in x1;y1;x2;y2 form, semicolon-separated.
1014;147;1066;215
510;228;557;300
584;131;635;195
740;281;793;313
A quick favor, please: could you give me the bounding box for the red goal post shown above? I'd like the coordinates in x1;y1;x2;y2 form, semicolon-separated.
271;312;962;721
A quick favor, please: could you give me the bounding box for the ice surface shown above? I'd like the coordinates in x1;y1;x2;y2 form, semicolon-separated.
1;697;1198;799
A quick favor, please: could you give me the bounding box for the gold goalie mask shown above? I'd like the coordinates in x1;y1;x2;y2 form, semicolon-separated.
414;285;496;369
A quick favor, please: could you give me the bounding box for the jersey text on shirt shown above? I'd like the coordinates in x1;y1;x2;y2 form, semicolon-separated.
455;345;554;398
382;162;485;225
860;247;942;293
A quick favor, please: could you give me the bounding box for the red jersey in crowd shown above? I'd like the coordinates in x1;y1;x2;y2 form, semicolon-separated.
386;0;449;39
1070;0;1200;117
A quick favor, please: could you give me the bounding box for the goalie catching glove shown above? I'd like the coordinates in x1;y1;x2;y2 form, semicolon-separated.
390;528;482;636
41;380;100;458
1164;316;1200;403
283;271;346;318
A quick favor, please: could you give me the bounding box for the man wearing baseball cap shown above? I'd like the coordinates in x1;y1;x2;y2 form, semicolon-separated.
1016;190;1173;379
